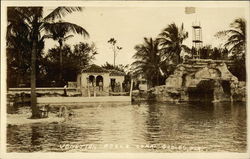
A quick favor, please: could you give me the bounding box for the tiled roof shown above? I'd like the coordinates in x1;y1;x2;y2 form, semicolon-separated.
109;69;126;76
81;64;109;73
81;65;126;76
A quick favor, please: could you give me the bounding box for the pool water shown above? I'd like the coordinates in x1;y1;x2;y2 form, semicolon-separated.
7;101;247;152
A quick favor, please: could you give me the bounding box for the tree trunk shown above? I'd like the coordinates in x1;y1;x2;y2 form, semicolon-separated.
30;37;39;118
114;51;115;66
157;71;160;86
16;70;21;87
176;53;181;64
113;46;116;67
59;41;63;84
16;51;22;87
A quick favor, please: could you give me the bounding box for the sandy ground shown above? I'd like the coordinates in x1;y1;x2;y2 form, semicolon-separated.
7;107;64;125
7;114;64;125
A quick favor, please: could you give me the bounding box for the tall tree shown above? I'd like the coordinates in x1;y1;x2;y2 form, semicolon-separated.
45;42;97;84
132;37;164;87
107;38;122;66
157;23;190;64
216;18;246;55
44;21;89;84
216;18;246;81
7;7;32;87
7;7;85;118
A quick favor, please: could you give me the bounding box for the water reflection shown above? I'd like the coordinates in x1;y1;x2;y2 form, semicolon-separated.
7;101;246;152
30;125;43;151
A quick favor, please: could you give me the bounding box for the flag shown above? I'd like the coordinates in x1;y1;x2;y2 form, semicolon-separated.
185;7;196;14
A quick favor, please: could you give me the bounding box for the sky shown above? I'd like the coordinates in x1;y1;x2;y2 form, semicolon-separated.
44;6;247;66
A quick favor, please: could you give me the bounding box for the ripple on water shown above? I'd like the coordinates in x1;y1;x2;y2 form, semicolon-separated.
7;102;247;152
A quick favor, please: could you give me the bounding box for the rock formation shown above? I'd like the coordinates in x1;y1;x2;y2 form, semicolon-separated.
149;59;245;102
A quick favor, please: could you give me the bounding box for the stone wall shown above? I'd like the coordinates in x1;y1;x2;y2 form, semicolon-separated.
80;86;109;97
8;88;81;97
231;81;246;102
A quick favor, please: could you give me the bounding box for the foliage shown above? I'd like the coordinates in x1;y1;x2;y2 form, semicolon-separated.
198;45;229;60
107;38;122;66
43;43;97;86
101;62;131;84
132;23;190;87
44;22;89;41
7;7;45;88
7;7;87;87
7;7;86;118
44;20;89;83
101;62;128;73
216;18;246;55
131;38;166;87
157;23;190;64
229;57;246;81
216;18;246;81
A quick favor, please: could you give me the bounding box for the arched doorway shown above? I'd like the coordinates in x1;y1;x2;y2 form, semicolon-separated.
96;75;103;91
89;75;95;86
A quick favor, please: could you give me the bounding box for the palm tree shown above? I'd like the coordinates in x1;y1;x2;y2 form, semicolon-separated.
107;38;122;66
45;42;97;82
7;8;32;87
132;37;163;87
157;23;190;64
7;7;85;118
44;21;89;84
216;18;246;56
216;18;246;81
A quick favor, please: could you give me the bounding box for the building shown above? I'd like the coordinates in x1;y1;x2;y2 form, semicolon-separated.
76;64;126;97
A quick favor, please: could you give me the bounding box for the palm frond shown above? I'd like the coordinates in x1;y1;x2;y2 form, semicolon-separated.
44;7;83;21
229;41;245;53
181;45;191;53
44;22;89;41
216;17;246;55
224;39;241;48
64;34;74;41
227;33;244;42
58;22;89;37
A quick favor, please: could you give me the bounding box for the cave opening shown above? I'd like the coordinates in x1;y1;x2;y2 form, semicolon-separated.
221;80;231;96
187;80;215;102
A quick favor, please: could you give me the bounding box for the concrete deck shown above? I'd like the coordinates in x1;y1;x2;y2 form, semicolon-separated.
37;96;131;104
